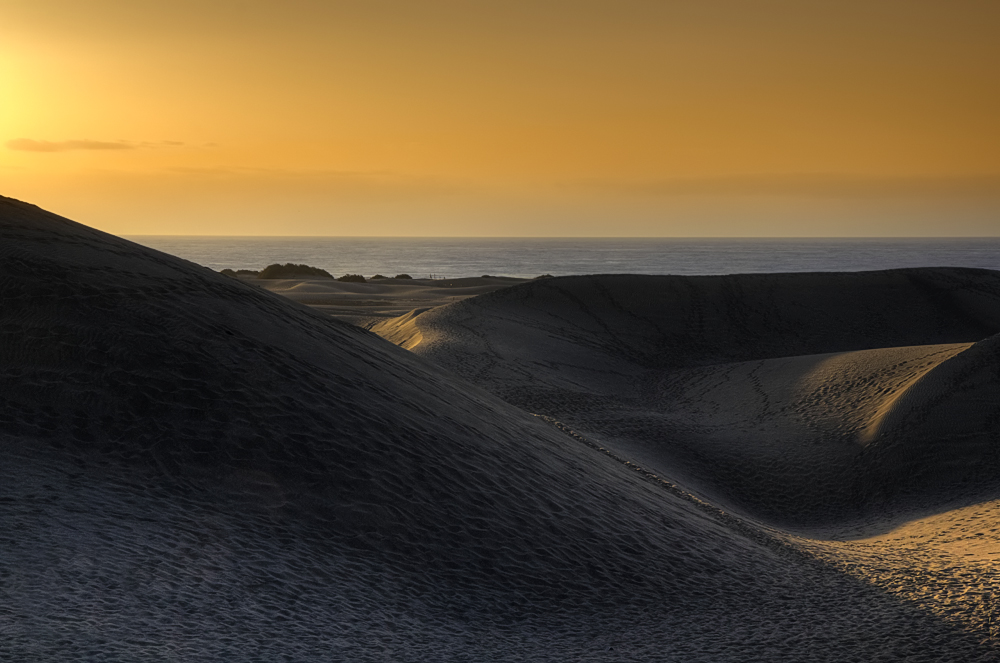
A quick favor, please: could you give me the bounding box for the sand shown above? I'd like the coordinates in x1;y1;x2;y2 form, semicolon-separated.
2;195;999;660
372;272;1000;654
251;274;525;326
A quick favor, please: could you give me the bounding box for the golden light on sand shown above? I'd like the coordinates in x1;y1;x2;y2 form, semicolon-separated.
2;1;999;235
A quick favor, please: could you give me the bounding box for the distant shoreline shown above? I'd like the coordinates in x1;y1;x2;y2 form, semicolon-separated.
128;236;1000;280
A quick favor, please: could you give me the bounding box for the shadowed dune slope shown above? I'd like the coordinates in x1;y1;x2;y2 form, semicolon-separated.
8;197;998;659
377;270;1000;378
375;273;1000;525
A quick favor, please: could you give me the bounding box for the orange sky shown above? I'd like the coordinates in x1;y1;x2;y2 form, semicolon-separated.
2;0;999;236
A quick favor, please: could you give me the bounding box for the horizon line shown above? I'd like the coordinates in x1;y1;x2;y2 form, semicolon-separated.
122;234;1000;240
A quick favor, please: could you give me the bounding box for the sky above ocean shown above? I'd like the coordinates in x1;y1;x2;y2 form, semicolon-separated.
4;1;999;237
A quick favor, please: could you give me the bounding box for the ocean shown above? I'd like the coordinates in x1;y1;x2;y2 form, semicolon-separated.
126;236;1000;280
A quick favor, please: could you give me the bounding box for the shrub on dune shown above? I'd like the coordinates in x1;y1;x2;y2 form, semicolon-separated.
258;263;333;279
337;274;367;283
393;274;412;280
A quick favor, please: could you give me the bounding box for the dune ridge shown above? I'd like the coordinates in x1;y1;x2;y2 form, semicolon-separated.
255;274;525;325
378;272;1000;523
372;270;1000;645
2;196;999;660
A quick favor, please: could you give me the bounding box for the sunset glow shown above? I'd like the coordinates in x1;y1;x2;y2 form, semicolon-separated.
2;0;998;235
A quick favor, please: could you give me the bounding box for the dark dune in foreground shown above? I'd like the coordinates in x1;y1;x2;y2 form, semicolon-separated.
2;195;999;660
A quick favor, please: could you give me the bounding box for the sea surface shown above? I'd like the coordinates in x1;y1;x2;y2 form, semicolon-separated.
126;236;1000;279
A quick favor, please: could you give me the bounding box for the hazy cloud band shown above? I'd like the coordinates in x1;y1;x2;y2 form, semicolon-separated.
6;138;136;152
574;174;1000;200
5;139;188;152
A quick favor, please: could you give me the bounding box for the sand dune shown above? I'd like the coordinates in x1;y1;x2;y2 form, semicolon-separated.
253;274;524;325
378;273;1000;523
373;271;1000;647
2;196;999;660
377;270;1000;379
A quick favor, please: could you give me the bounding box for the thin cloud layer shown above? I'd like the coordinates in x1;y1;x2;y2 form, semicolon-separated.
6;139;186;152
575;174;1000;200
7;139;134;152
159;165;463;201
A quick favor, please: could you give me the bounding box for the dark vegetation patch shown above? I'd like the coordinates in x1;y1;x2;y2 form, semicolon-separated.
220;267;417;282
258;263;333;279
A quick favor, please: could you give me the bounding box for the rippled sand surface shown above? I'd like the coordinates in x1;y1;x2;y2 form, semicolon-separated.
2;195;999;660
374;270;1000;656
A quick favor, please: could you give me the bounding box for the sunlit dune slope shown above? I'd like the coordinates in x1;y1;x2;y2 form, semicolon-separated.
375;272;1000;525
9;196;998;659
256;275;523;323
